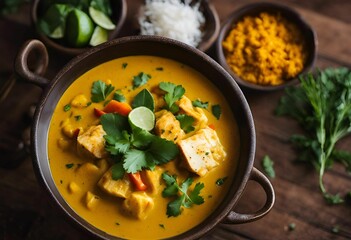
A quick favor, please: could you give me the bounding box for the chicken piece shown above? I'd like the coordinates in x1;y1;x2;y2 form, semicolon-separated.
141;167;162;195
155;110;185;142
77;125;108;159
178;96;208;129
84;191;100;210
61;119;79;139
76;162;100;176
67;182;80;194
122;192;154;220
98;169;132;198
178;127;226;176
198;127;227;162
71;94;89;108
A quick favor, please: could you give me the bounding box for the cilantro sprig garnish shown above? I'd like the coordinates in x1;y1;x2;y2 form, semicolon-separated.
159;82;185;113
91;80;115;103
192;99;208;109
162;172;204;217
276;67;351;204
133;72;151;89
101;113;179;175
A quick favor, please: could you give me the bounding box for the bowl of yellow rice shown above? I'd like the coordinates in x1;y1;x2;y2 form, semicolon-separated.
216;2;317;91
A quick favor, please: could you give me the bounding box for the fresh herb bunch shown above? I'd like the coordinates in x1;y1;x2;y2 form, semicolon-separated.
276;67;351;204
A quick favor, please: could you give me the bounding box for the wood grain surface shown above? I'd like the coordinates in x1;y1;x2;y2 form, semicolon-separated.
1;0;350;239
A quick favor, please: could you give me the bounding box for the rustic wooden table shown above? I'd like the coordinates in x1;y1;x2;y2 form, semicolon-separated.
1;0;350;239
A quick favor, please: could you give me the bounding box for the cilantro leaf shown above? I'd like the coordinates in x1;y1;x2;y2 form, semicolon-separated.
131;127;154;149
192;99;208;109
123;149;147;173
132;89;155;111
147;137;179;165
211;104;222;120
159;82;185;113
91;80;115;103
176;114;195;133
162;172;204;217
133;72;151;89
262;155;275;178
188;182;205;205
101;113;129;137
113;90;126;102
167;196;184;217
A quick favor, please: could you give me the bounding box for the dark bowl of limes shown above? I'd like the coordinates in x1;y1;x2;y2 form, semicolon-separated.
32;0;127;56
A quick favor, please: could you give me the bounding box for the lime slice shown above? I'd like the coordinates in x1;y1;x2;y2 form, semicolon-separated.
65;9;94;47
50;25;64;39
89;6;116;30
128;106;155;131
89;26;108;46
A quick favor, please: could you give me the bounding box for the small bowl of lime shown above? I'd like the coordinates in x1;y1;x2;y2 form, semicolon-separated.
32;0;127;56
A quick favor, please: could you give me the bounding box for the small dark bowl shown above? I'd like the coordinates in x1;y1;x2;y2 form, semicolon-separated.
137;0;220;52
216;2;317;91
31;0;127;56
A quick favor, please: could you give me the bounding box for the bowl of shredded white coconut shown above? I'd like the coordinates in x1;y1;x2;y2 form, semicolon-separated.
138;0;220;52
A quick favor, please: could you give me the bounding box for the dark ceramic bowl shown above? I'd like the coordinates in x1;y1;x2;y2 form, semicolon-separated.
137;0;220;52
31;0;127;56
14;36;274;240
216;2;317;91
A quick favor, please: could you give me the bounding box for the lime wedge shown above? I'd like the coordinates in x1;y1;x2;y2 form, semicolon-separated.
89;6;115;30
50;25;64;39
89;25;108;46
65;9;94;47
128;106;155;131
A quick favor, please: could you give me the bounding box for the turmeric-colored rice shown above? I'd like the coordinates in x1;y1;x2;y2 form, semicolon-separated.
222;12;307;86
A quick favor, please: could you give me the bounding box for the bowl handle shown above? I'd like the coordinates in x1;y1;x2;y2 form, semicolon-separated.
225;167;275;224
14;39;49;88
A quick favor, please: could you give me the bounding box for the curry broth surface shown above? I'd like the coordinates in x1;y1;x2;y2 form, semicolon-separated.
48;56;239;239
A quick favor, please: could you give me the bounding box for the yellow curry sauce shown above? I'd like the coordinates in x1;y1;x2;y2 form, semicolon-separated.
48;56;239;239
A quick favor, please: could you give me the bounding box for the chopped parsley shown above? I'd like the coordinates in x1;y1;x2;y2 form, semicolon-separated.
156;67;164;71
91;80;115;103
162;172;204;217
192;99;208;109
288;223;296;231
63;104;71;112
133;72;151;89
262;155;275;178
74;115;82;121
122;63;128;69
159;224;165;229
65;163;74;169
211;104;221;120
215;177;228;186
